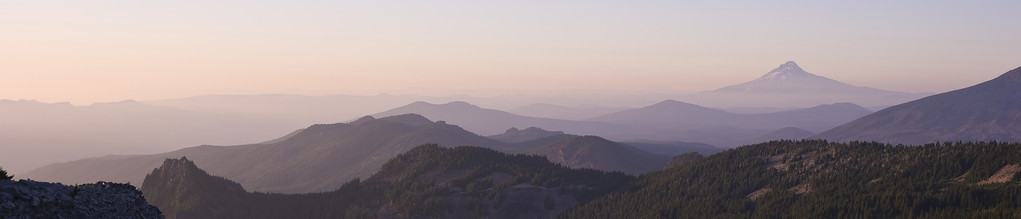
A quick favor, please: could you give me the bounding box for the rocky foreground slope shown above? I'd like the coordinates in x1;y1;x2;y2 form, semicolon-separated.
0;179;162;218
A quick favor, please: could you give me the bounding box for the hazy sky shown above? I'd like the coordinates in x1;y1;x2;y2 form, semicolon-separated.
3;1;1020;105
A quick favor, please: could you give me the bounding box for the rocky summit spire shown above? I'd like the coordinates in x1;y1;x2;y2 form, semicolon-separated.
757;61;812;81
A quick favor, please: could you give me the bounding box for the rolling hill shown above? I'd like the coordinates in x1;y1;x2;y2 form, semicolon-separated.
817;66;1021;145
529;136;671;175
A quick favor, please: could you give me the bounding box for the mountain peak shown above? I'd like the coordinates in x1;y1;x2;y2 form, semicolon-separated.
758;61;812;80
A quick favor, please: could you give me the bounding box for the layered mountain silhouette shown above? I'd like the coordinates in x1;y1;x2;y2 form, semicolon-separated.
529;136;671;175
141;145;633;218
817;66;1021;145
685;61;927;108
372;101;651;138
373;100;870;147
26;114;501;193
488;127;567;144
586;100;870;146
24;115;696;193
0;99;298;174
509;103;631;120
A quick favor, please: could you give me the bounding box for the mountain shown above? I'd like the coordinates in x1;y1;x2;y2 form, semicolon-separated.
817;66;1021;145
589;100;869;132
488;127;567;143
684;61;927;108
24;114;503;193
560;140;1021;218
588;100;739;130
509;103;632;120
529;136;671;175
372;101;652;139
751;102;871;132
25;114;679;193
716;61;877;93
751;127;815;142
620;141;723;156
0;99;298;174
142;145;633;219
586;100;870;146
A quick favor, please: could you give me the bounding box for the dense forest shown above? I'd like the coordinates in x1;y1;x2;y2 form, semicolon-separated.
142;144;633;219
559;140;1021;218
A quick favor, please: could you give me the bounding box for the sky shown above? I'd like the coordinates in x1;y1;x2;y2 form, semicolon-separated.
3;1;1020;105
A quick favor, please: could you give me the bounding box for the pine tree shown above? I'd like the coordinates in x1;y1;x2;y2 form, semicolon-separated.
0;166;12;180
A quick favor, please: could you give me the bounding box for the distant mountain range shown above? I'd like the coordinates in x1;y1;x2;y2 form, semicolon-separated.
589;100;871;132
530;136;671;175
509;103;632;120
24;115;711;193
373;101;647;137
374;100;872;147
817;66;1021;145
0;99;298;174
683;61;928;108
141;146;633;218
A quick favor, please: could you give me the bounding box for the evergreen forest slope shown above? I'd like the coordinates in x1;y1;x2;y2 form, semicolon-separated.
560;140;1021;218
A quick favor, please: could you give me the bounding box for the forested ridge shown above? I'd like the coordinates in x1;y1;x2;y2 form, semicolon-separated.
142;144;632;219
559;140;1021;218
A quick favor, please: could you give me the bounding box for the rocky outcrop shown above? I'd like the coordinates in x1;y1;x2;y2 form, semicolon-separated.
0;179;162;218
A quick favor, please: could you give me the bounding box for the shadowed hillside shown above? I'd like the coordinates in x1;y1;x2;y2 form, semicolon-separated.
142;145;633;219
560;140;1021;218
26;114;502;193
818;66;1021;145
530;136;670;175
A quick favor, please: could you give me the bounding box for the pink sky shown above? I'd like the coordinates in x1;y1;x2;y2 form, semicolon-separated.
3;1;1019;104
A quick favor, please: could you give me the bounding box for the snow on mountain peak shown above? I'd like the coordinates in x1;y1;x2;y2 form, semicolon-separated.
758;61;811;81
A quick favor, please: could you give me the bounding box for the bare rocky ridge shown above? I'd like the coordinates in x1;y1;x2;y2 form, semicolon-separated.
0;179;162;218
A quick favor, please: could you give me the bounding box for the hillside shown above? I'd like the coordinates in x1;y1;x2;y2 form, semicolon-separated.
488;127;567;144
141;145;633;219
529;136;671;175
25;114;682;193
818;66;1021;145
560;140;1021;218
25;114;503;193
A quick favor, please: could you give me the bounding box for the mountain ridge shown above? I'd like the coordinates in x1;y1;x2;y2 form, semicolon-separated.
817;66;1021;144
